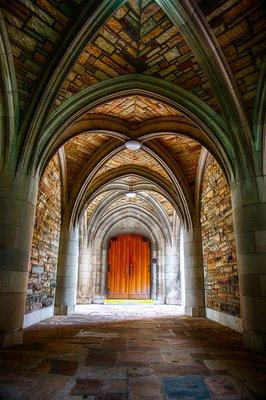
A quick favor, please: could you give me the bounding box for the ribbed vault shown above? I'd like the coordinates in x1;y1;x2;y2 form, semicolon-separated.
78;173;180;304
0;0;265;353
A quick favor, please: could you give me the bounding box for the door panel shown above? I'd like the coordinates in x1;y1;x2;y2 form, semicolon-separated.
128;236;150;299
108;236;128;299
108;235;150;299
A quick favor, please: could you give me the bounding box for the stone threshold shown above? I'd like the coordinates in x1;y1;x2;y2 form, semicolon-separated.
104;299;155;305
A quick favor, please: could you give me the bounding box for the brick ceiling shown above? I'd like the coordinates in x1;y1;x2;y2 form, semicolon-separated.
5;0;263;212
2;0;264;115
55;0;218;110
62;124;203;201
153;135;202;191
196;0;265;112
64;133;110;192
93;148;171;182
1;0;82;111
89;95;182;122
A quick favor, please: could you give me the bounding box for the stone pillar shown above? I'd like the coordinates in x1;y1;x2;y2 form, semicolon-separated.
156;246;165;304
151;249;157;300
183;214;205;317
100;248;107;298
55;223;79;315
77;218;91;303
232;177;266;353
165;243;180;304
0;171;38;347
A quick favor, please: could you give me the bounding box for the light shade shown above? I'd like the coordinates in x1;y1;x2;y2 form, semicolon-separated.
126;191;137;198
125;140;141;151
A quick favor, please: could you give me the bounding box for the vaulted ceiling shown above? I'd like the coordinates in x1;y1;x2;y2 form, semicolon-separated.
54;0;218;110
1;0;264;226
89;95;182;122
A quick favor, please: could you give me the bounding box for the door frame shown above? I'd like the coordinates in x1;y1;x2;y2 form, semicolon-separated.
106;233;152;299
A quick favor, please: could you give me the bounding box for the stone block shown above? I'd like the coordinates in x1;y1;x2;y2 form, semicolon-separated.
254;230;266;253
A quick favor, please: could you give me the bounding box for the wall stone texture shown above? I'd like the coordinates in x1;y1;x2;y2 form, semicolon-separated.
201;154;240;317
26;155;61;314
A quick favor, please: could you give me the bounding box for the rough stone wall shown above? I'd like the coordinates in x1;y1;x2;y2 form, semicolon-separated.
200;154;240;317
26;155;61;313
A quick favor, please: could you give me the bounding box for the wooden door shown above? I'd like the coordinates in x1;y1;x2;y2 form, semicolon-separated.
108;235;151;299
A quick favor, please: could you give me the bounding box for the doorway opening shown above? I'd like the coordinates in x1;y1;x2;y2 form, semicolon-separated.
107;234;151;299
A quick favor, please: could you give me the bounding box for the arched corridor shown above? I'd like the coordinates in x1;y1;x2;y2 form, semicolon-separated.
0;0;266;398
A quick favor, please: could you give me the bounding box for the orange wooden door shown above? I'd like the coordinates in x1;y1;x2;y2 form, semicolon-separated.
108;235;151;299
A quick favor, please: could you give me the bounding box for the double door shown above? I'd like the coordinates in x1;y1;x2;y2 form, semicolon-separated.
108;234;151;299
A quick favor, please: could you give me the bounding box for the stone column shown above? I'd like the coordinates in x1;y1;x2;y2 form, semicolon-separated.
0;171;38;347
151;248;157;300
165;243;180;305
100;248;107;299
55;223;79;315
232;177;266;353
77;218;91;303
156;246;165;304
183;214;205;317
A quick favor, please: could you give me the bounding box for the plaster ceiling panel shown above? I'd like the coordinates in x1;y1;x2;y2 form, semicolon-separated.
1;0;81;111
88;95;182;122
93;148;171;182
64;133;110;191
54;0;219;111
197;0;266;112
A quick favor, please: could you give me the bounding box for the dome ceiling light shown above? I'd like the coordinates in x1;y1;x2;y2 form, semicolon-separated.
125;140;141;151
126;191;137;198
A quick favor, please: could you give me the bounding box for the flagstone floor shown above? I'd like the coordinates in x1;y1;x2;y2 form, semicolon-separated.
0;305;266;400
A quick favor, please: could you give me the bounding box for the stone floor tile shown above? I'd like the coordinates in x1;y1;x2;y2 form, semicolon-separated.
204;359;254;371
127;366;153;376
127;339;170;349
100;338;127;349
96;395;127;400
205;375;256;399
0;370;39;399
0;351;43;370
243;379;266;399
33;358;78;376
66;396;95;400
70;378;102;395
86;349;117;366
76;331;119;338
1;305;266;399
76;365;127;380
24;374;75;400
163;375;212;399
101;379;127;393
161;350;196;364
129;375;163;396
118;350;162;365
153;363;213;376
